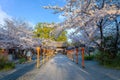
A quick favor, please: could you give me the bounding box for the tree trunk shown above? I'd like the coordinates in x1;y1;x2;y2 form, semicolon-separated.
115;19;119;54
98;19;104;50
99;25;104;47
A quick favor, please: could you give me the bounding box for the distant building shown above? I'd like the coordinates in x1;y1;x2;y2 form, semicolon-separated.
43;40;67;52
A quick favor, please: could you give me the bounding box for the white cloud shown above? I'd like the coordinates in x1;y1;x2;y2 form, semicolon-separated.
0;6;11;25
58;14;65;21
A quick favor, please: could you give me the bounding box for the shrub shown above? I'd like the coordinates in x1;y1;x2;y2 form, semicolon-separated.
84;55;94;60
94;49;120;69
0;61;15;71
0;54;15;71
3;62;15;70
19;58;26;64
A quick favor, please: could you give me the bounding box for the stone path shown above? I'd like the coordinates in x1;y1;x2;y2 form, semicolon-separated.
0;61;36;80
17;54;120;80
77;55;120;80
1;54;120;80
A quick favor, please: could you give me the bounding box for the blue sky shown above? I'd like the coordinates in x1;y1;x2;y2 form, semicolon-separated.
0;0;66;25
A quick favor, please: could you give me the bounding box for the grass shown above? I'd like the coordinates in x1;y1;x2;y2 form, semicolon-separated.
84;55;95;60
19;58;26;64
94;50;120;69
0;61;15;71
103;54;120;69
0;54;15;71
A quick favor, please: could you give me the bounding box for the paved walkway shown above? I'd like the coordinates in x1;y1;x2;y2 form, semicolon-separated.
0;61;36;80
76;55;120;80
1;54;120;80
17;54;120;80
35;54;89;80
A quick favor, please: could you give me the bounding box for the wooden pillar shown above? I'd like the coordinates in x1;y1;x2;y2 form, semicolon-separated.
67;50;68;57
42;48;45;64
81;47;85;68
71;49;74;61
68;50;70;59
45;48;47;62
36;47;40;68
76;48;78;64
46;49;49;61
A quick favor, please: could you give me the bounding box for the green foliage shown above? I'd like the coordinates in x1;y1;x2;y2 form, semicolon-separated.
0;55;15;71
94;49;120;69
84;55;95;60
3;62;15;70
34;23;54;39
104;36;115;49
55;31;67;42
100;34;119;57
33;22;67;42
19;58;26;64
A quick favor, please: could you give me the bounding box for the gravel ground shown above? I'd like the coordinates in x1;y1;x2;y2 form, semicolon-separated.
16;68;39;80
0;61;36;80
15;54;120;80
72;55;120;80
1;54;120;80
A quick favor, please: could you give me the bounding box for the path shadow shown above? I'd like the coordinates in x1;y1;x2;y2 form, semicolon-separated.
1;62;36;80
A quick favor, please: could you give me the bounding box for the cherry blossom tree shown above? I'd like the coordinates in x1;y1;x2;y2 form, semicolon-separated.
0;19;41;49
44;0;120;48
43;0;120;58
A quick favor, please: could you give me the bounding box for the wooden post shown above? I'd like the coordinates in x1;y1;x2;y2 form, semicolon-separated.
76;48;78;64
45;49;47;62
70;49;73;61
46;49;49;61
42;48;45;64
67;50;68;57
81;47;85;68
36;47;40;68
71;49;74;61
